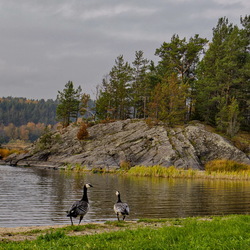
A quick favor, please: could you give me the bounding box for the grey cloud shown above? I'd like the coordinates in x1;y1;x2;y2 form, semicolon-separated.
0;0;248;100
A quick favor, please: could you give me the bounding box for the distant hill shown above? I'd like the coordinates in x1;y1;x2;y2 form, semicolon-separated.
0;97;58;126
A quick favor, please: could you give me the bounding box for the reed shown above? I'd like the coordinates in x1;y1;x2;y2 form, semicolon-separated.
127;164;250;180
127;165;197;178
205;159;250;172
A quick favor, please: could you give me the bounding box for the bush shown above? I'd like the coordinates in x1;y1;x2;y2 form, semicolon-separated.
205;159;250;172
0;148;22;159
120;160;131;170
77;122;89;140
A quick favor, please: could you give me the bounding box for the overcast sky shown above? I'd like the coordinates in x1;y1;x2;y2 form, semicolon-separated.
0;0;249;100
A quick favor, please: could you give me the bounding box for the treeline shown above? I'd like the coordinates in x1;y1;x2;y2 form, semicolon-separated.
0;94;95;143
0;97;58;126
0;97;58;143
0;122;57;144
95;16;250;136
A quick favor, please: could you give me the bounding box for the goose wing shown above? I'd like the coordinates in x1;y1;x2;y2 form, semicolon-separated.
67;200;89;217
114;202;129;215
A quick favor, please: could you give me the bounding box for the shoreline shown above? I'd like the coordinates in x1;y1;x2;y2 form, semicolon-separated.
0;215;249;243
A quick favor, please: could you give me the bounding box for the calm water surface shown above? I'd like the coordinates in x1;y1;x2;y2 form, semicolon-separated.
0;165;249;227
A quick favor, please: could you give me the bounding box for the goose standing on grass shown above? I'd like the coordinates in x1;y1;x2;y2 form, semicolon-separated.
67;183;93;225
114;190;130;221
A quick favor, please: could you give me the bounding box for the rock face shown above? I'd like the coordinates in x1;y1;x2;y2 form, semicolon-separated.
5;120;250;170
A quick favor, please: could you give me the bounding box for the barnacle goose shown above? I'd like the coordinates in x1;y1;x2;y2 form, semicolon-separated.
67;183;93;225
114;190;130;221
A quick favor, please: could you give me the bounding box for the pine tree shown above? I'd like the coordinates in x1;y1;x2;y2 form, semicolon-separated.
56;81;82;127
195;17;250;130
131;50;150;119
155;34;208;119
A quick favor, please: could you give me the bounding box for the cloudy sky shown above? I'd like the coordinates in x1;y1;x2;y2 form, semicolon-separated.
0;0;249;100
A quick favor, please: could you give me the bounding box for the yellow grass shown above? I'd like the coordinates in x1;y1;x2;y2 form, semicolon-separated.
205;159;250;172
127;164;250;180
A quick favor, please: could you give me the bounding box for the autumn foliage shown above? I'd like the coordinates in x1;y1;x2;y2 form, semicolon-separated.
205;159;250;172
77;122;89;140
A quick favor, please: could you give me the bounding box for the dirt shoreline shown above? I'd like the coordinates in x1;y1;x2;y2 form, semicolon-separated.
0;222;140;242
0;225;69;242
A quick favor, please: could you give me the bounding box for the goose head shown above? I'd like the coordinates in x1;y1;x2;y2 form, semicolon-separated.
85;183;93;188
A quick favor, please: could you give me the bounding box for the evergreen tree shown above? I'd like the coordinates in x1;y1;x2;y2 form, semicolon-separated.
95;55;133;120
131;50;150;118
56;81;82;127
148;74;188;125
109;55;133;119
155;34;208;119
195;16;250;131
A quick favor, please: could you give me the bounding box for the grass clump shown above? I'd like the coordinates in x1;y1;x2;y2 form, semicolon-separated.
119;160;132;170
127;164;250;180
205;159;250;172
37;231;65;241
104;220;128;227
127;165;197;178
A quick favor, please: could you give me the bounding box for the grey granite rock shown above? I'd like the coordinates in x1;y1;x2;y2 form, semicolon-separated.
5;120;250;169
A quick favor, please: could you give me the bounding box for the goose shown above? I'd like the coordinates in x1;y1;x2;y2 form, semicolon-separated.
67;183;93;225
114;190;130;221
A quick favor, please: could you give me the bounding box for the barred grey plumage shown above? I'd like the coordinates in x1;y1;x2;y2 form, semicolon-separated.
67;183;93;225
114;190;130;221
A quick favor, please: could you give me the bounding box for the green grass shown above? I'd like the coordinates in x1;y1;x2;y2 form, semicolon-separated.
0;215;249;249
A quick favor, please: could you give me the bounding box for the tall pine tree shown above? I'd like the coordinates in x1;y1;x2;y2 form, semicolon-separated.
56;81;82;127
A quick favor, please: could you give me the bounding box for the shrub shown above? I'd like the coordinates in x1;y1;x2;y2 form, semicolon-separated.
205;159;250;172
120;160;131;170
145;118;159;128
100;118;116;124
0;148;22;159
77;122;89;140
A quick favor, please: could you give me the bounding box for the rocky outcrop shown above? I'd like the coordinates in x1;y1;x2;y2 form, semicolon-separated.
5;120;250;170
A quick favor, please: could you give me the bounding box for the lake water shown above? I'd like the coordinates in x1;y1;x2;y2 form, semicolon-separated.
0;165;249;227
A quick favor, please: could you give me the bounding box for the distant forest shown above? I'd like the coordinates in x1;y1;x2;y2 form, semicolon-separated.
0;97;58;143
0;97;58;126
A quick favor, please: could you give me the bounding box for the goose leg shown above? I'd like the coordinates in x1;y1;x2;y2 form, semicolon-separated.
79;215;83;225
70;217;74;226
117;213;120;221
123;215;126;221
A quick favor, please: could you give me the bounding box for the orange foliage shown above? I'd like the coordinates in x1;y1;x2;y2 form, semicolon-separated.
77;122;89;140
0;148;18;159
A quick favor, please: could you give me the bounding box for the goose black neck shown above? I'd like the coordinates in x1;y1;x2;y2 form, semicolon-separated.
117;193;122;203
81;185;88;202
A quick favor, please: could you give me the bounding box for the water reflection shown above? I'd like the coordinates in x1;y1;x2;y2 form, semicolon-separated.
0;165;249;227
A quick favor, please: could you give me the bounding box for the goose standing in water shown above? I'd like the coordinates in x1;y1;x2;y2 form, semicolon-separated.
114;190;130;221
67;183;93;225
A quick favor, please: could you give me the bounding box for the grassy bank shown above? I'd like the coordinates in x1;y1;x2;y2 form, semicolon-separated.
63;160;250;180
127;164;250;180
0;215;249;249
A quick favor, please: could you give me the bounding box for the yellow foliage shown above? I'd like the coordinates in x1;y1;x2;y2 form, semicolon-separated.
0;148;21;158
205;159;250;172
